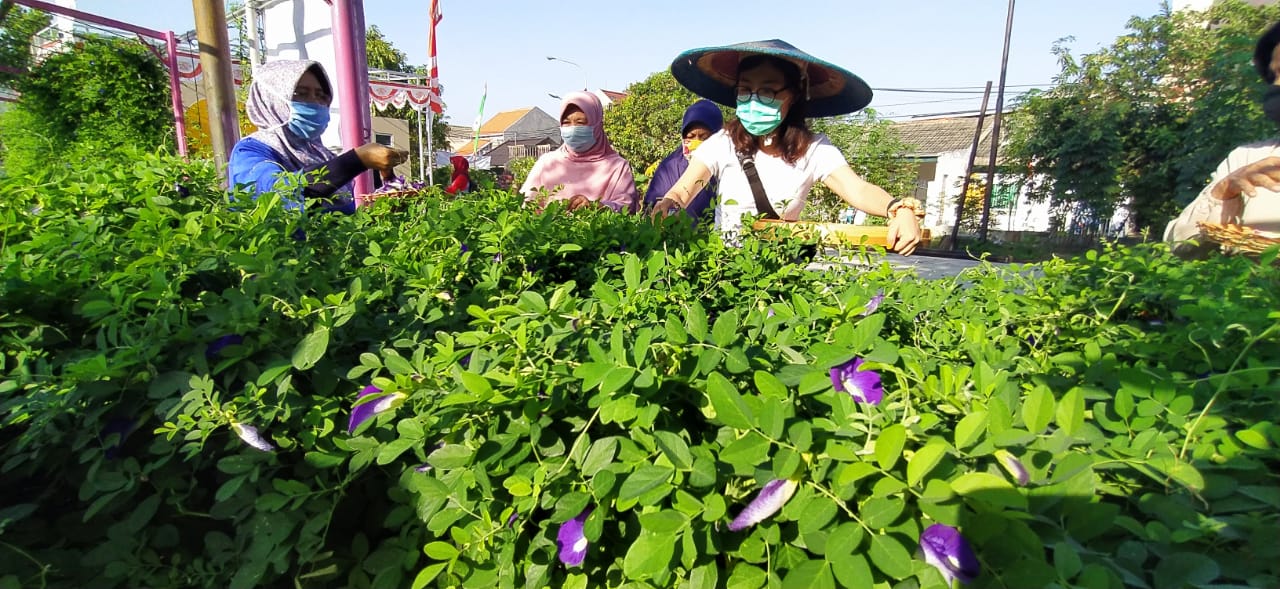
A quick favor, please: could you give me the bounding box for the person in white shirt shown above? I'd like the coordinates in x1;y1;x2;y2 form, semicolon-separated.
1164;21;1280;251
651;40;923;255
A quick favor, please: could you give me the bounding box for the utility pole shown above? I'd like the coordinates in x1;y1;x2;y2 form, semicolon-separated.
980;0;1015;243
950;81;992;251
192;0;240;174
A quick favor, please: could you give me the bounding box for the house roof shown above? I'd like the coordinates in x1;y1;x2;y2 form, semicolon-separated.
477;108;533;135
892;113;1010;161
601;90;627;103
454;139;491;156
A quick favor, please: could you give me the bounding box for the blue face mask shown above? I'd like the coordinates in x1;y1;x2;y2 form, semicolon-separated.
560;125;597;153
287;101;330;139
736;97;784;137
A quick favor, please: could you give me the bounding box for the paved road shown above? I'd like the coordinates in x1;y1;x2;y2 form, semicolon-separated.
809;251;1021;280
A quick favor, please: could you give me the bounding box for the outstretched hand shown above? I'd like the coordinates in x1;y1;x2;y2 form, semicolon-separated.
1213;156;1280;200
885;212;922;256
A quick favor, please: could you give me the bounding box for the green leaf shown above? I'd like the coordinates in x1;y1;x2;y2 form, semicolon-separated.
830;554;873;589
458;371;492;396
623;531;676;581
619;465;673;500
423;541;459;560
686;302;708;342
754;370;789;399
875;424;906;470
580;437;617;477
781;560;835;589
292;327;330;370
949;472;1027;509
638;510;689;534
907;440;948;487
384;352;414;376
954;411;988;450
859;497;904;529
1053;541;1082;580
1236;429;1271;450
1023;386;1055;434
1153;552;1220;589
712;310;740;348
798;497;838;534
720;433;770;468
706;373;754;429
427;444;474;470
623;255;642;293
653;431;693;470
1055;387;1085;436
727;564;767;589
867;534;914;580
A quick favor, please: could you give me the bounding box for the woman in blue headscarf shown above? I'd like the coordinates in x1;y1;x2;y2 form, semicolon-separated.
228;60;406;213
642;99;723;222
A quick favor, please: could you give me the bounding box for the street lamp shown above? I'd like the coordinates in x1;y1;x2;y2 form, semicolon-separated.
546;56;588;91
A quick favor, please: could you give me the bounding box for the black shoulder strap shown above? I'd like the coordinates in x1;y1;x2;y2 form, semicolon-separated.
736;151;780;220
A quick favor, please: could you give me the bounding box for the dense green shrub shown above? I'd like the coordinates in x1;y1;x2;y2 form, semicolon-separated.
1;36;171;175
0;150;1277;589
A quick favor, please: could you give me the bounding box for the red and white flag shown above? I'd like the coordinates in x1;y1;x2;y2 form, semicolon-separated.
426;0;444;113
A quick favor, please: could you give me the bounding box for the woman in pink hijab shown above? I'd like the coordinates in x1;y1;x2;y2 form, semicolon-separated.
520;92;638;213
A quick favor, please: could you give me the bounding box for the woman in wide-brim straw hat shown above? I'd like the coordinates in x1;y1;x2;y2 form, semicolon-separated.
651;40;924;255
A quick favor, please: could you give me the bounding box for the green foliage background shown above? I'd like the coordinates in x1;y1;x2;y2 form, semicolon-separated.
1;148;1278;589
1006;1;1280;231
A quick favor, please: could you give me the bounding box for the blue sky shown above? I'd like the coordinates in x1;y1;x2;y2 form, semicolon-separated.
73;0;1169;124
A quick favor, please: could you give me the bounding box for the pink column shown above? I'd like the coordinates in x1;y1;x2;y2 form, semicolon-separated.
331;0;371;199
164;30;189;157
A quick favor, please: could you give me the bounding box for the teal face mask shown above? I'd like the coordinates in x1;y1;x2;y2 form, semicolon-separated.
736;97;784;136
287;101;330;139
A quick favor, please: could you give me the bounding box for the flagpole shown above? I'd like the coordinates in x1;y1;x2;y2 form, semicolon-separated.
426;111;434;184
418;110;427;181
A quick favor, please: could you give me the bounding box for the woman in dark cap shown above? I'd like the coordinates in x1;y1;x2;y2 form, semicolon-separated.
1164;22;1280;249
651;40;922;255
642;99;723;222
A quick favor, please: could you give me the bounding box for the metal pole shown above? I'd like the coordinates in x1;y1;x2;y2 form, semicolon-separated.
950;81;992;251
980;0;1016;244
192;0;239;174
244;0;260;72
418;109;426;181
163;31;188;157
331;0;372;198
426;110;435;185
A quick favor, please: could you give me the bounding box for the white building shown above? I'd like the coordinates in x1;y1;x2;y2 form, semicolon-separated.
892;114;1128;238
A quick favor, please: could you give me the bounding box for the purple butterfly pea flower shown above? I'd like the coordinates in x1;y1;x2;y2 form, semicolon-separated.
861;290;885;316
231;422;274;452
205;334;244;359
460;354;472;368
174;182;190;197
506;511;520;528
460;243;469;253
919;523;980;585
995;450;1030;486
348;385;407;434
766;308;776;319
830;357;884;405
557;507;593;567
728;478;798;531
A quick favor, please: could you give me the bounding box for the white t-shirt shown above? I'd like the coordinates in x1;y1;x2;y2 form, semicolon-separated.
1164;139;1280;243
691;130;849;234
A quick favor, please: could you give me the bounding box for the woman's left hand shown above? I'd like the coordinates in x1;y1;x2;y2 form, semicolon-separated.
886;211;922;256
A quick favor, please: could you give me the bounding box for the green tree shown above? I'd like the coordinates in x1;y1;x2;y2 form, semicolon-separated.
0;6;50;87
803;110;918;223
1006;1;1280;232
603;70;711;175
